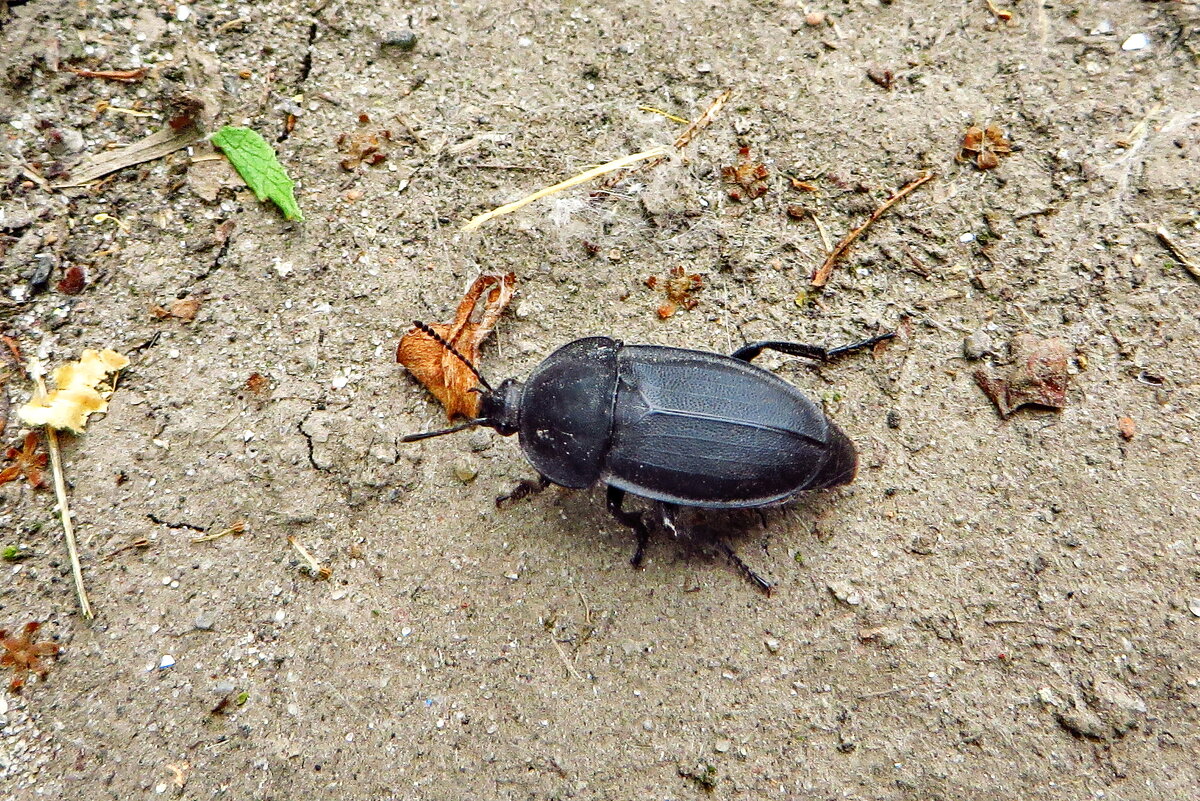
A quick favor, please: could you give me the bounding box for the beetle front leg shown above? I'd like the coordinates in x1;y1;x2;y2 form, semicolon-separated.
731;332;895;363
606;486;651;568
496;474;552;508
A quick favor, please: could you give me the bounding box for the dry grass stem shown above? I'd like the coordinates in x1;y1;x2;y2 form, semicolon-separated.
44;423;92;618
638;105;690;124
1140;223;1200;282
191;521;247;543
461;146;670;232
812;170;936;288
288;536;332;579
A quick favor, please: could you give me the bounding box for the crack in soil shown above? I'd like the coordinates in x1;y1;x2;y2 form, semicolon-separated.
146;512;206;532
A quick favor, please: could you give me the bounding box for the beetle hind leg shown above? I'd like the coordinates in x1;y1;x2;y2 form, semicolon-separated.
732;332;894;363
606;486;651;568
716;539;773;596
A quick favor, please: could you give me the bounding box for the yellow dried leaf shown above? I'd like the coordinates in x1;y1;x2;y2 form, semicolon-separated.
18;349;129;433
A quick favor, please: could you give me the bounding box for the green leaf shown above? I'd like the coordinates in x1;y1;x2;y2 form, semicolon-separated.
211;126;303;221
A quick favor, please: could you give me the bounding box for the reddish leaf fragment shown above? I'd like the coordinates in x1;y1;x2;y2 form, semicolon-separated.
721;146;769;201
974;334;1070;418
0;432;49;490
397;273;516;420
1;621;60;692
56;265;86;295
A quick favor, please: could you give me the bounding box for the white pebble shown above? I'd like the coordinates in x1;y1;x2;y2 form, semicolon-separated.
159;654;176;670
1121;33;1149;51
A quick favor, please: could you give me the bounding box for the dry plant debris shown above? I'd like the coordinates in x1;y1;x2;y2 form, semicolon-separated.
866;66;895;90
721;146;769;201
337;128;392;170
0;432;49;490
288;536;332;580
1117;416;1136;441
958;125;1012;170
56;266;86;295
397;272;516;419
812;170;936;288
974;334;1071;418
62;65;147;82
245;373;269;393
192;521;247;544
150;298;202;322
464;89;730;230
645;267;704;319
1;621;60;692
19;349;129;433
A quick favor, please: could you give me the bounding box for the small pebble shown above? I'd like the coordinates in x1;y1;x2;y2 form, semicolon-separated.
805;12;825;26
1188;598;1200;618
963;330;993;360
764;637;781;654
159;654;176;670
714;738;731;753
194;613;214;631
453;460;478;483
1121;33;1149;51
214;680;236;694
642;718;654;731
382;30;419;51
828;580;862;606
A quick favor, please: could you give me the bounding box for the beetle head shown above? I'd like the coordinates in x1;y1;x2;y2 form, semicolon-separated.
478;378;522;436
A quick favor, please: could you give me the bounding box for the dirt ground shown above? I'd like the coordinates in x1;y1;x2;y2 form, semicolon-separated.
2;0;1199;798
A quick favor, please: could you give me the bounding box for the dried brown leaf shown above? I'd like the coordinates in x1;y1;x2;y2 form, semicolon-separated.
397;273;516;420
974;335;1070;418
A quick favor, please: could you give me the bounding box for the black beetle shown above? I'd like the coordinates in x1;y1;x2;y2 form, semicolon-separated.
403;322;892;593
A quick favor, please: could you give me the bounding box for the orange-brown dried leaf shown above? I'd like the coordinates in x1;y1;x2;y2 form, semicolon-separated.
0;432;48;490
1;621;60;692
245;372;269;393
397;272;516;420
151;298;201;321
959;124;1011;171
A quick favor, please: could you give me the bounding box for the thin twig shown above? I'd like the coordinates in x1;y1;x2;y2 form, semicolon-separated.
461;146;670;232
548;633;583;681
673;89;731;150
812;170;936;288
1139;223;1200;283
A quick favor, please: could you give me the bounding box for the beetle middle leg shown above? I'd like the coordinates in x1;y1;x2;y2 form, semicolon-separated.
496;475;551;508
731;332;895;363
606;486;651;568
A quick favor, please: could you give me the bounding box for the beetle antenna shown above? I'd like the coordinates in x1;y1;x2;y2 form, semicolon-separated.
401;418;486;443
410;320;494;392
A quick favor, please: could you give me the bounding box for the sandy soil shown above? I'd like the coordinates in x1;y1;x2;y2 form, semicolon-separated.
2;0;1200;798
